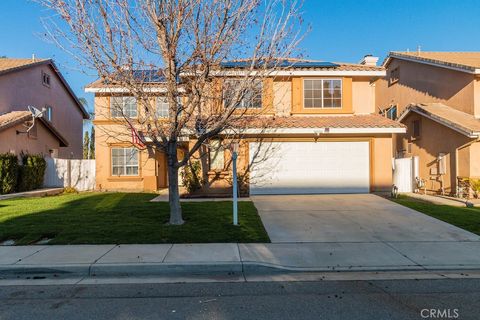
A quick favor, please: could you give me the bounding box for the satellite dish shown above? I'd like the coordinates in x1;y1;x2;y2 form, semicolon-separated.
28;105;44;118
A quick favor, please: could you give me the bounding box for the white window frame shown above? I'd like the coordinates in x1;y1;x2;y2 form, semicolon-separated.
156;97;169;118
224;79;263;109
303;78;343;109
209;140;225;171
111;147;139;176
111;96;138;118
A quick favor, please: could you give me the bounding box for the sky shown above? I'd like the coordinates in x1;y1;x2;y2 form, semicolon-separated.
1;0;480;122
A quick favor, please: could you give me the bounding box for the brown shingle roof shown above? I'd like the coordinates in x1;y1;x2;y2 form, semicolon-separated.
0;58;49;74
237;114;405;129
387;52;480;73
399;103;480;137
0;111;69;146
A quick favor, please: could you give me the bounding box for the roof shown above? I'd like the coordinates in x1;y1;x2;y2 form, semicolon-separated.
231;114;405;134
0;111;69;146
384;51;480;74
0;58;90;119
86;59;384;90
397;103;480;138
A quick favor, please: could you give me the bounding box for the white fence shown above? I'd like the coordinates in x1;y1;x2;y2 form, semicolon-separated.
44;158;96;191
393;156;419;193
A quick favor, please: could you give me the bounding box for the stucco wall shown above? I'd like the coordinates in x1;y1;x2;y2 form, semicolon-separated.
0;122;61;156
376;58;477;116
398;113;474;194
352;78;376;114
0;64;85;158
372;135;393;192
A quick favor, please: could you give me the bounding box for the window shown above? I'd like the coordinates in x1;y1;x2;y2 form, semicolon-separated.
386;105;397;120
111;148;139;176
303;79;342;109
42;71;51;87
209;140;225;170
412;119;421;139
224;79;263;109
45;106;53;121
389;67;400;86
156;97;169;118
111;96;137;118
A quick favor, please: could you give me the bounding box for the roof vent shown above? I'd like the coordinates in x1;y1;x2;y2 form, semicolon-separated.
359;54;379;66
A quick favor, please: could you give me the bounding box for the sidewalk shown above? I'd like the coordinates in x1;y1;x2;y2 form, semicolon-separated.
405;192;480;207
0;188;64;201
2;241;480;279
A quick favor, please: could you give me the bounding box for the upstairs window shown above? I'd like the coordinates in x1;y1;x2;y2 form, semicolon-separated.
156;97;169;118
42;71;51;87
412;119;421;140
386;105;397;120
304;79;342;109
389;67;400;86
45;106;53;121
224;79;263;109
111;96;137;118
111;147;139;176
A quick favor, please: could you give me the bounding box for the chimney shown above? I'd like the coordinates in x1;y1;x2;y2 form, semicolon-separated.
359;54;379;66
32;53;36;62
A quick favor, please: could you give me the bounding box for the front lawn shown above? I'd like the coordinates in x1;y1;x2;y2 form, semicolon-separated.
0;193;270;245
392;195;480;235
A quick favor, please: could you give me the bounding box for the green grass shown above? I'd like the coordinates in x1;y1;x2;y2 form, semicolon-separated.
392;195;480;235
0;193;270;245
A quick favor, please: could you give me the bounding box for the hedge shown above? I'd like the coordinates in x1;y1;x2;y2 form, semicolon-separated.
0;153;18;194
0;153;46;194
17;153;47;192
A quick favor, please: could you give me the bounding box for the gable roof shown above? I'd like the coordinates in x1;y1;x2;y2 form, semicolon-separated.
0;58;90;119
397;103;480;138
0;111;69;147
384;51;480;74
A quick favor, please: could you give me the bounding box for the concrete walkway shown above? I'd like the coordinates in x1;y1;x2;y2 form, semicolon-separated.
2;241;480;279
0;188;64;201
405;192;480;207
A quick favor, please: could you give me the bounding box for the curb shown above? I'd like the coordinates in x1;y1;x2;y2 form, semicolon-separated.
3;262;480;279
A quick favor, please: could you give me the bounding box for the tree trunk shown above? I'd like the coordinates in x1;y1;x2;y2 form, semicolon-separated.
167;142;184;225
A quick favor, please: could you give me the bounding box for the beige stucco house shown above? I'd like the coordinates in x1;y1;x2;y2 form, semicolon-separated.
87;57;405;195
376;51;480;195
0;58;89;158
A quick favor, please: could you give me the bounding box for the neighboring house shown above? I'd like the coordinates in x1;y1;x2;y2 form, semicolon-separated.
0;58;89;158
376;51;480;195
86;56;405;195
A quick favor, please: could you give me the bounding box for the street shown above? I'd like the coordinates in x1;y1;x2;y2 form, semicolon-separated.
1;278;480;320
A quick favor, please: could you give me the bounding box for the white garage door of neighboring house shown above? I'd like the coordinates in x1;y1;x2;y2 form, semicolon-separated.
249;141;370;195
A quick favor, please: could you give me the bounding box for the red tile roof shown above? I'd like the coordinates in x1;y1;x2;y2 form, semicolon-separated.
236;114;405;129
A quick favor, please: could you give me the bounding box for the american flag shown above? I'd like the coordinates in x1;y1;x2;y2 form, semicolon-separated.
128;121;146;148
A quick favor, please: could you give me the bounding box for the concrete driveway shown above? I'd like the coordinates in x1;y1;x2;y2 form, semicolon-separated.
252;194;479;243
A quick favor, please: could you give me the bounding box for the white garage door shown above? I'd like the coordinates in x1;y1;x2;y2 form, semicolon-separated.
249;141;370;195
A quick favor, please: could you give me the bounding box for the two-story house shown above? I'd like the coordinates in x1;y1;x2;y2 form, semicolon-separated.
86;57;405;195
376;51;480;195
0;58;89;158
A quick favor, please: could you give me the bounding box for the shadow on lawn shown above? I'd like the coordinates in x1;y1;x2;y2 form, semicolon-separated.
0;193;269;245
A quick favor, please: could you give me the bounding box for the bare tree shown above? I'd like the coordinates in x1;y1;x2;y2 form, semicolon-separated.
39;0;304;225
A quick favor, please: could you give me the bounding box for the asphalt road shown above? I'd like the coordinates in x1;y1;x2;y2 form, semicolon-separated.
1;278;480;320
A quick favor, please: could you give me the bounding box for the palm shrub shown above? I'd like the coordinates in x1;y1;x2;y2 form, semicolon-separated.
0;153;18;194
180;161;203;194
17;153;47;192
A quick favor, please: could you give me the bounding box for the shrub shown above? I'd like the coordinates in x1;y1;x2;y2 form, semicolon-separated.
180;161;204;194
0;153;18;194
17;153;47;192
470;179;480;199
63;186;79;194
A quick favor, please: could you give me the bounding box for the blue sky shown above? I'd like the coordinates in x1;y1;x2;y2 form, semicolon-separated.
1;0;480;118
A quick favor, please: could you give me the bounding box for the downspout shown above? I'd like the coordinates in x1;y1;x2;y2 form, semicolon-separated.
455;135;480;197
